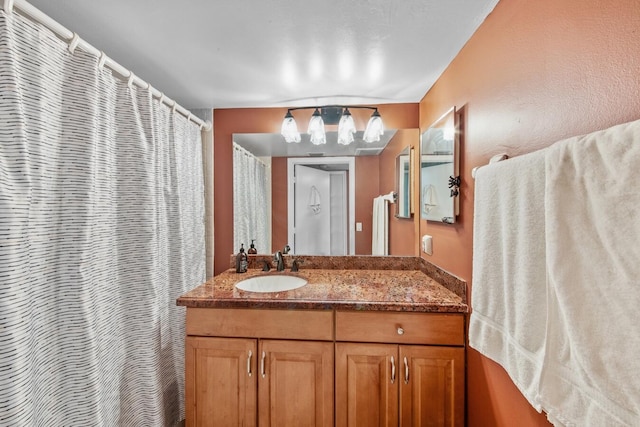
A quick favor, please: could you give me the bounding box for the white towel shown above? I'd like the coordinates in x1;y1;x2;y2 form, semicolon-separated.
308;185;321;215
422;184;438;215
539;119;640;426
372;196;388;255
469;148;548;410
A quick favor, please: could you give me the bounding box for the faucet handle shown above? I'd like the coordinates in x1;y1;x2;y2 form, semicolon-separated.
283;244;291;254
291;259;304;272
261;260;271;272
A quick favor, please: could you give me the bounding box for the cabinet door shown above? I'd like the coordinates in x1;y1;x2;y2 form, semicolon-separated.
185;336;257;427
335;342;398;427
258;340;334;427
399;345;464;427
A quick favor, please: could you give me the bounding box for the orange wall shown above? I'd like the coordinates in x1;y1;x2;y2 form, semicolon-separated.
353;155;379;254
213;104;419;275
270;157;288;253
418;0;640;425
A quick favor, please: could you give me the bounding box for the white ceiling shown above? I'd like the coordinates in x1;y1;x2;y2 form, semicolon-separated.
26;0;499;110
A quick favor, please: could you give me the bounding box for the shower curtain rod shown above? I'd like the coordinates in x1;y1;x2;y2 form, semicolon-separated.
4;0;212;131
233;143;269;166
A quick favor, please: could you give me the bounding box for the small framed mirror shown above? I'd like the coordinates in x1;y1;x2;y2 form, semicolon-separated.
395;146;413;218
420;107;459;223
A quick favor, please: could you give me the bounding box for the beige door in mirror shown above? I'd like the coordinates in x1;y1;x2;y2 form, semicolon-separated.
420;107;459;223
395;146;413;218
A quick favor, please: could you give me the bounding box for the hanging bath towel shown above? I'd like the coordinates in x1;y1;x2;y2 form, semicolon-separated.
372;196;388;255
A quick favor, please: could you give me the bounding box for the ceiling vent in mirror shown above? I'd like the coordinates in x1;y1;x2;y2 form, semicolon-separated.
355;147;384;156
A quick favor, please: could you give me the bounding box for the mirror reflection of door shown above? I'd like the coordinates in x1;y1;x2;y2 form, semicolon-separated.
292;164;347;255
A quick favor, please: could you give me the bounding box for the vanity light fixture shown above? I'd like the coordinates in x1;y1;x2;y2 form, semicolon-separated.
337;107;356;145
281;110;301;143
280;106;384;145
362;109;384;143
307;108;326;145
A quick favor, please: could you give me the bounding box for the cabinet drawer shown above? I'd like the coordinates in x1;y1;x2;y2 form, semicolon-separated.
335;311;464;346
186;308;334;341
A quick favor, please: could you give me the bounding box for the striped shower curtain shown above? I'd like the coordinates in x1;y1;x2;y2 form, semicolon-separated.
233;143;270;255
0;8;205;426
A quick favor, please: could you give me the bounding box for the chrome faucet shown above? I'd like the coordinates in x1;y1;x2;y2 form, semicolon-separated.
274;251;285;271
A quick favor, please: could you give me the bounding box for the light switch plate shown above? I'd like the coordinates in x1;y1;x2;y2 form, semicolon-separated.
422;235;433;255
356;222;363;232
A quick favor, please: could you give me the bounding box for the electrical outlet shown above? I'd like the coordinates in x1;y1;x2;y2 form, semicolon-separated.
422;235;433;255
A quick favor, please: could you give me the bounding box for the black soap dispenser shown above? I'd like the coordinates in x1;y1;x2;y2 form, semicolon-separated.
236;244;248;273
247;239;258;255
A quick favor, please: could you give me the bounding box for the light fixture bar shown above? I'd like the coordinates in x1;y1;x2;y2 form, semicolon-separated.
280;105;383;146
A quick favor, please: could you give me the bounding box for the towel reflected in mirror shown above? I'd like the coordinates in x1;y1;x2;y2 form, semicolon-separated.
422;184;438;215
308;185;321;215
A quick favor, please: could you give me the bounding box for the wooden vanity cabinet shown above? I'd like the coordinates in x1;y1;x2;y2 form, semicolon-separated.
185;336;256;426
184;308;465;426
335;311;465;427
184;308;334;427
258;339;333;426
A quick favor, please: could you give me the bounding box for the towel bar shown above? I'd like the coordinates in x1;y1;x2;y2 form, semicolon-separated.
471;153;509;179
380;191;396;203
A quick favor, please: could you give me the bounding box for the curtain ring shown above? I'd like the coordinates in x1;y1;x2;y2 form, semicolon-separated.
199;122;205;131
3;0;14;14
127;72;135;89
187;113;192;123
98;51;107;69
157;92;165;105
68;33;80;54
171;101;177;113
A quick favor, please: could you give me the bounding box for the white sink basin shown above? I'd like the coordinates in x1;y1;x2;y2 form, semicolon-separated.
235;275;307;293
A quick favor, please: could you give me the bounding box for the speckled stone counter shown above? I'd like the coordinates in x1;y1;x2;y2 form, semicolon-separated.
177;256;467;313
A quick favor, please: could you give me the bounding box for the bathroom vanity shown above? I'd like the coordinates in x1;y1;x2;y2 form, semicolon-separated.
177;256;467;426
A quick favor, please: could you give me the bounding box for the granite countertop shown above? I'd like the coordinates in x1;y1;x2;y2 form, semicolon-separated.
176;256;468;313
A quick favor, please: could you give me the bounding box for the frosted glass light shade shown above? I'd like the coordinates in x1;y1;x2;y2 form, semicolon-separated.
363;110;384;143
281;111;301;143
337;108;356;145
308;109;326;145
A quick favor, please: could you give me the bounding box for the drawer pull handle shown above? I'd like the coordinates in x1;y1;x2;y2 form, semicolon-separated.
261;351;266;378
391;356;396;384
397;327;404;335
404;356;409;384
247;350;253;377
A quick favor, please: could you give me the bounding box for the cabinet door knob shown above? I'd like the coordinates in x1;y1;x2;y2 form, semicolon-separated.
247;350;253;377
404;356;410;384
397;327;404;335
391;356;396;384
260;351;266;378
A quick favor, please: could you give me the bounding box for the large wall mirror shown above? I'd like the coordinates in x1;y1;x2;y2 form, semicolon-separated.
232;128;417;256
420;107;460;223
